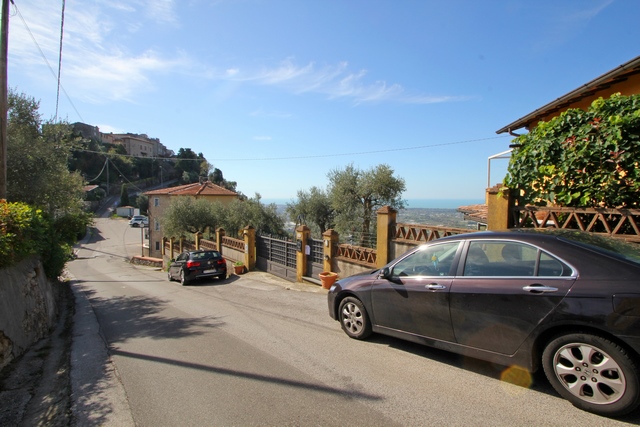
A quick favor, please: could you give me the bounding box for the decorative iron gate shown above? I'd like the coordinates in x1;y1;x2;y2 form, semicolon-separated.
256;234;297;282
305;238;324;280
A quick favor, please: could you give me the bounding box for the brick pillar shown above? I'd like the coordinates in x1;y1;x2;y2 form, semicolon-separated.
486;185;514;230
243;226;256;271
295;225;310;282
376;205;397;268
216;228;225;254
322;229;339;272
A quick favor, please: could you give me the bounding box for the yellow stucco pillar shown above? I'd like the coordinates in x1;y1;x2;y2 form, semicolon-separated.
486;186;514;230
376;205;397;268
322;229;339;272
243;226;256;271
216;228;225;254
295;225;310;282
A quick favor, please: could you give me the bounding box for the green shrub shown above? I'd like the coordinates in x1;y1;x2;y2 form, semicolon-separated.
504;93;640;208
0;200;85;278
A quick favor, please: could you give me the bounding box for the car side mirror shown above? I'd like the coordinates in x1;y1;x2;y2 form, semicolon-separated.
170;258;175;263
379;267;391;279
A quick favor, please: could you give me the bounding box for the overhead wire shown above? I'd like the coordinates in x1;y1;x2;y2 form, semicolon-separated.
71;134;510;163
12;1;83;121
55;0;66;121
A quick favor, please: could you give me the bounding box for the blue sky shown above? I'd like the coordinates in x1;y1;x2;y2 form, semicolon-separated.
7;0;640;205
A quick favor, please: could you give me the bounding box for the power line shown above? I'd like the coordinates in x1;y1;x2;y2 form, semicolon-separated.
55;0;65;121
13;1;83;121
71;135;509;162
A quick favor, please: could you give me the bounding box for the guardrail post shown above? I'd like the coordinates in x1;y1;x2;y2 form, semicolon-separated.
376;205;396;268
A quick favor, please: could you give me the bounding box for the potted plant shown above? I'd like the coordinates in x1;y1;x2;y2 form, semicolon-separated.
318;271;338;289
233;261;245;275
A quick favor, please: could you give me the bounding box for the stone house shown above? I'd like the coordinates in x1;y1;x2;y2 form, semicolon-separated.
144;181;238;258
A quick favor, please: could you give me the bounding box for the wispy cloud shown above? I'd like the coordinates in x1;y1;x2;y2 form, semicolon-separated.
533;0;614;53
253;136;273;141
10;0;185;103
250;109;293;119
228;59;460;105
9;0;460;107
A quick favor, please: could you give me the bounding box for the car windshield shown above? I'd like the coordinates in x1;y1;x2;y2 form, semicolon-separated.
550;230;640;266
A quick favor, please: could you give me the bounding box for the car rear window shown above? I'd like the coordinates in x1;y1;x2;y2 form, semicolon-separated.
555;230;640;266
191;251;221;260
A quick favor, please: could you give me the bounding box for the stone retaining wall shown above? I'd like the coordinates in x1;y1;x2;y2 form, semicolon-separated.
0;257;58;371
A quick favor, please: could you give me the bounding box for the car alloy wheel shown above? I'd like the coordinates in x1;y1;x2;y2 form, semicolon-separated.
180;270;187;286
338;297;372;340
542;333;640;416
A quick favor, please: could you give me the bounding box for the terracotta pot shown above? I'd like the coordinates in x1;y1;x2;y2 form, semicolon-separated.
233;265;244;275
319;272;338;289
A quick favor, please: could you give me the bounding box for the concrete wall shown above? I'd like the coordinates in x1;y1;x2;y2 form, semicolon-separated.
0;257;58;371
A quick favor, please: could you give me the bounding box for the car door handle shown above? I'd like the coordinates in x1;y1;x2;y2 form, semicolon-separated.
426;283;447;290
522;285;559;293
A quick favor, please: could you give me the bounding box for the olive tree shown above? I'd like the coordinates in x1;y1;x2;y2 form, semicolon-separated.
7;89;86;216
327;163;406;242
286;186;334;235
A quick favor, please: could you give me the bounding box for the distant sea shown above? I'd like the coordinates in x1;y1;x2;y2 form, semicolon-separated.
262;198;484;209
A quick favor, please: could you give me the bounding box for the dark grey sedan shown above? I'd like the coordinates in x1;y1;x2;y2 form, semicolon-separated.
327;229;640;417
168;250;227;285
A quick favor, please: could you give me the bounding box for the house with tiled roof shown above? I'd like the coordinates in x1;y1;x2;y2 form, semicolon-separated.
145;181;238;258
459;55;640;227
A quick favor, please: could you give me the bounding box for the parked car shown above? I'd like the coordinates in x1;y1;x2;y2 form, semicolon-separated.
168;250;227;285
128;215;148;227
327;229;640;417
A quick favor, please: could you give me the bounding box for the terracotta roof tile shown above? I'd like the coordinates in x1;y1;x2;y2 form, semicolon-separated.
145;181;237;197
457;204;488;223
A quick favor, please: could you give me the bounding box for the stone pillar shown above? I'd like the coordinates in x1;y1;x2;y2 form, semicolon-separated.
322;229;339;272
161;237;167;256
170;237;175;260
376;205;397;268
179;236;185;253
243;226;256;271
295;225;310;282
195;232;202;250
486;185;514;230
216;228;225;254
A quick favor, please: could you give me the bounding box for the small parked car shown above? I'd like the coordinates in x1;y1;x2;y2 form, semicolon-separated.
128;215;148;227
168;250;227;285
327;229;640;417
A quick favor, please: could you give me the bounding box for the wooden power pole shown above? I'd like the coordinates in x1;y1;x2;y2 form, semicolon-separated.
0;0;9;200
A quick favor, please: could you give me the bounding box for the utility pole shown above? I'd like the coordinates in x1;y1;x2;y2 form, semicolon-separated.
0;0;9;200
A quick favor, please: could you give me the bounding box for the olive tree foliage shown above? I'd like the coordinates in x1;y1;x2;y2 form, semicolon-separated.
161;194;284;240
286;186;334;235
161;197;219;237
7;89;87;217
504;93;640;208
221;194;284;237
328;163;406;239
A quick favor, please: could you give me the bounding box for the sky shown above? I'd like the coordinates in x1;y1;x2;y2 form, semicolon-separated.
7;0;640;206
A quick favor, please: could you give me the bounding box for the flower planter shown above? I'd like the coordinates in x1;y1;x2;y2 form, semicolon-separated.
319;272;338;289
233;264;245;275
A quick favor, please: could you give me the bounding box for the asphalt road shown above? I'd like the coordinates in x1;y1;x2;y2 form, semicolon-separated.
65;217;640;426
